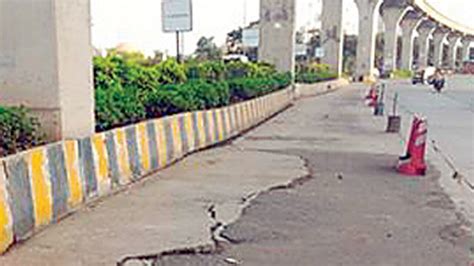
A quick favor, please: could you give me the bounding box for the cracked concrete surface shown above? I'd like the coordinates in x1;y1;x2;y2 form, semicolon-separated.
153;151;472;266
0;133;308;266
143;83;473;265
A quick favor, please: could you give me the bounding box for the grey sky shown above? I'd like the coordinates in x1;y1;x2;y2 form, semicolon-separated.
91;0;473;55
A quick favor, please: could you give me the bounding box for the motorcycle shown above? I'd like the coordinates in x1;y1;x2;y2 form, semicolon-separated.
433;78;445;93
431;70;445;93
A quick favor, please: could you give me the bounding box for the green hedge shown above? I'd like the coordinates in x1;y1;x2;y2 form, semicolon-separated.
94;54;292;132
228;73;291;101
143;80;230;118
392;69;412;79
296;63;337;84
0;106;44;157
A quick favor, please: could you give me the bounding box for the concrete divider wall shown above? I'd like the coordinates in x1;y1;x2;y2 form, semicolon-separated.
0;79;345;254
296;79;350;98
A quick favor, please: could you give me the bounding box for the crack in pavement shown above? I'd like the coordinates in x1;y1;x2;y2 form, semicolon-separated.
115;148;312;266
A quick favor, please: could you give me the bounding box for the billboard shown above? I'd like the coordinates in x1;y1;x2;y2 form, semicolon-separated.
314;47;324;58
162;0;193;32
295;44;307;56
242;29;259;48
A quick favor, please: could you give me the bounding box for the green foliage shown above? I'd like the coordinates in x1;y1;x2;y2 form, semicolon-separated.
195;36;222;61
155;59;187;85
94;51;292;131
225;61;276;79
143;80;230;118
296;63;337;84
197;61;227;81
0;106;44;157
95;85;146;132
228;73;292;101
392;69;413;79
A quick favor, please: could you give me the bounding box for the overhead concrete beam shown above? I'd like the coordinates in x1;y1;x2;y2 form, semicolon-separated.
259;0;296;74
379;2;409;73
432;26;450;67
0;0;94;141
399;10;423;70
354;0;383;81
321;0;344;76
416;19;437;68
461;35;474;62
446;32;462;69
381;0;411;8
412;0;474;36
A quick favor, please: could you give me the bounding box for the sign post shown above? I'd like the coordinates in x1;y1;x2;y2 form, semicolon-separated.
162;0;193;63
176;31;180;62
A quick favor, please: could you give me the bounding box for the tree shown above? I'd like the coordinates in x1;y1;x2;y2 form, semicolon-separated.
296;28;305;44
194;36;222;61
343;35;357;75
226;28;243;54
375;32;384;71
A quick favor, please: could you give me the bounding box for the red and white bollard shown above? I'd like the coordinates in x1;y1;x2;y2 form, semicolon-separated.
365;84;378;107
397;115;428;176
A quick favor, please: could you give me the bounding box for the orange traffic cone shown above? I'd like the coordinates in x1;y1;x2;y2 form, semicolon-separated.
397;115;428;176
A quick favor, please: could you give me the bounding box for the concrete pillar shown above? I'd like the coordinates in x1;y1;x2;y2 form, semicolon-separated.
416;20;436;69
321;0;344;76
379;3;408;74
446;32;461;70
399;11;422;71
0;0;94;141
432;27;449;68
259;0;296;74
461;36;474;62
354;0;382;81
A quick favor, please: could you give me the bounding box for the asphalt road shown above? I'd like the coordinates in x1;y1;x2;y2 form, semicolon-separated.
143;83;472;266
393;76;473;180
386;76;474;225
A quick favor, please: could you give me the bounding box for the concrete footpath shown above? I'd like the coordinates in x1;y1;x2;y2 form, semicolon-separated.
151;83;473;265
1;83;472;265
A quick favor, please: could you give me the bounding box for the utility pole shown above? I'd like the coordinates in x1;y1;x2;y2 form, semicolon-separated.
176;31;181;63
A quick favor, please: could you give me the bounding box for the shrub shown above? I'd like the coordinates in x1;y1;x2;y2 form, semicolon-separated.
225;61;277;79
392;69;412;79
228;72;291;101
95;85;146;131
93;55;121;91
197;61;227;81
94;52;292;131
93;54;159;92
0;106;44;157
296;63;337;84
155;59;187;85
143;80;230;118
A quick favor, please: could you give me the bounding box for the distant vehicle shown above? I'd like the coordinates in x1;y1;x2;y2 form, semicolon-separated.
223;54;249;63
432;69;445;93
412;66;436;85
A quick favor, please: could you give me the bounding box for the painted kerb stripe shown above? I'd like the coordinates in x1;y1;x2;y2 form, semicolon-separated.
29;148;53;228
0;162;13;253
46;144;69;221
63;141;84;208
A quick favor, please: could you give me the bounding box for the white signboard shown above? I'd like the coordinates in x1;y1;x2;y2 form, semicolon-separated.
162;0;193;32
242;29;259;48
295;44;307;56
314;47;325;58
